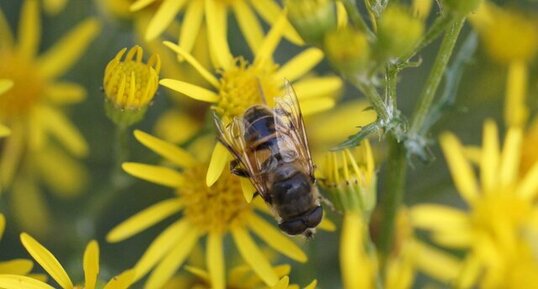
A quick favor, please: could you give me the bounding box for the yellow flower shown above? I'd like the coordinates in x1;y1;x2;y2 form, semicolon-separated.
43;0;68;15
410;120;538;288
159;14;342;186
0;0;100;188
103;45;161;127
107;130;310;289
163;264;317;289
0;79;13;137
470;3;538;128
130;0;302;60
0;233;134;289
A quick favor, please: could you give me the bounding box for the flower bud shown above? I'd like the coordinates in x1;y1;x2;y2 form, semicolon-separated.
319;141;377;216
286;0;337;46
443;0;482;15
324;27;370;74
103;46;161;127
377;5;424;60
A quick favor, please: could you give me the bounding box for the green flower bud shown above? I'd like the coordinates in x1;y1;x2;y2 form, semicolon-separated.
324;27;370;74
286;0;337;46
377;5;424;60
443;0;482;15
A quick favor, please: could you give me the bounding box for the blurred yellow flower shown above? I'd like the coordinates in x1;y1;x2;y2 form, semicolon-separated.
43;0;68;14
130;0;302;61
0;80;13;138
0;233;134;289
159;14;342;186
411;120;538;288
0;0;99;188
470;3;538;128
107;130;309;289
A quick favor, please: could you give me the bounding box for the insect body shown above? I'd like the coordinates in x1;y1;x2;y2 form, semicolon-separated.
214;82;322;237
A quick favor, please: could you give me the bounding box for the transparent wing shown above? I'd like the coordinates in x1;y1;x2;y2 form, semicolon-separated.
213;113;270;201
273;81;315;179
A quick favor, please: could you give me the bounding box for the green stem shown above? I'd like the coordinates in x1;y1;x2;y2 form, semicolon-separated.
410;16;466;133
348;76;390;122
341;0;375;39
385;65;398;110
378;135;407;275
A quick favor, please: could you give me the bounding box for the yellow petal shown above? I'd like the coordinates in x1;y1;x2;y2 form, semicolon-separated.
516;162;538;199
205;0;232;69
247;214;307;263
38;106;88;157
107;199;183;242
17;0;40;59
440;133;479;203
11;179;52;237
480;120;499;191
83;241;99;289
255;12;287;67
410;204;469;232
233;1;264;53
299;97;335;116
0;124;10;138
20;233;74;289
248;0;303;44
44;0;67;15
276;48;324;82
0;79;13;95
144;227;199;289
0;259;33;275
145;0;188;41
318;217;336;232
0;214;4;238
45;82;86;104
178;0;204;55
163;42;219;88
207;233;224;289
412;240;462;282
340;213;365;289
292;77;342;100
0;8;14;50
240;178;256;203
0;126;24;187
336;1;348;29
130;0;157;11
122;163;184;188
499;127;522;186
231;226;278;286
304;279;318;289
134;220;191;280
505;61;528;128
134;130;197;168
103;270;136;289
206;142;229;186
271;276;289;289
160;79;219;103
0;275;54;289
38;18;100;79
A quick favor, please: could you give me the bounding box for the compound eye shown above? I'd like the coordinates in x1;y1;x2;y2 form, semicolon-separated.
304;206;323;228
279;219;307;235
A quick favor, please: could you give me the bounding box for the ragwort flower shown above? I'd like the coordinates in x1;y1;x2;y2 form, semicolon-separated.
0;233;134;289
107;130;309;289
410;120;538;288
130;0;302;58
0;0;99;188
159;14;342;187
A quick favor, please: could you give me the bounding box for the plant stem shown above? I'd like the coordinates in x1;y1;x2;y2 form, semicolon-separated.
410;16;466;133
348;76;390;122
341;0;375;39
378;135;407;274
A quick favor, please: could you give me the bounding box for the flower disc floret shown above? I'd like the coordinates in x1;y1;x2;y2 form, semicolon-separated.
180;164;250;234
214;58;280;121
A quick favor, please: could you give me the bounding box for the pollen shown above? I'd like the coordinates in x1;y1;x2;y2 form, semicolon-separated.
103;46;161;110
213;58;280;121
179;164;251;234
0;51;45;119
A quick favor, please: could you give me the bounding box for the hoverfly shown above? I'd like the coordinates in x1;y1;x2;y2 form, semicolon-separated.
214;81;322;237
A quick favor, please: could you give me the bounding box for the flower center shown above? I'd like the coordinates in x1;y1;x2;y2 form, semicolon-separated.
179;164;250;234
0;51;45;119
214;58;280;121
